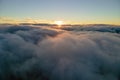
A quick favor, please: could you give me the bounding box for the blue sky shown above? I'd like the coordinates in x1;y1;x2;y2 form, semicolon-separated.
0;0;120;24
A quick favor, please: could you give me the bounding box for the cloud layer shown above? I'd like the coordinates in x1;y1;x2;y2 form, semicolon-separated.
0;24;120;80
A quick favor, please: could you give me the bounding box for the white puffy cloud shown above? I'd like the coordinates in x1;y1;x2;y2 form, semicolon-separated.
0;24;120;80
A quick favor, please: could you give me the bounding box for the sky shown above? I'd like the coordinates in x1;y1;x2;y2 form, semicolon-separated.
0;0;120;24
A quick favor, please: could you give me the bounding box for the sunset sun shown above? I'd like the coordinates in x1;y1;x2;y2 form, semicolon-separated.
54;21;64;26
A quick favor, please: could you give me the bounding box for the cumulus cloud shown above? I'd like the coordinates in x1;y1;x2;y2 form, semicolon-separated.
61;24;120;34
0;24;120;80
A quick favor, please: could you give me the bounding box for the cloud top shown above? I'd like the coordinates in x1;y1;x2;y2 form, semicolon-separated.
0;24;120;80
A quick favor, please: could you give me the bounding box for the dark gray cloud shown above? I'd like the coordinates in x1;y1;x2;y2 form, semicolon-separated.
0;24;120;80
61;24;120;34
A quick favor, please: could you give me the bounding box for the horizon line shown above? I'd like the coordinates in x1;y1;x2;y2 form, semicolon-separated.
0;23;120;26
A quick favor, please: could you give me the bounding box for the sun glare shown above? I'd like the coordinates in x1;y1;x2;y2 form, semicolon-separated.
54;21;63;26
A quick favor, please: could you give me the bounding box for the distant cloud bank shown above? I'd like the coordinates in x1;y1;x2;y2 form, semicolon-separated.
0;24;120;80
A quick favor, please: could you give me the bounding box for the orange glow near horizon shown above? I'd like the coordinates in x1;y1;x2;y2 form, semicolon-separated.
0;17;120;25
